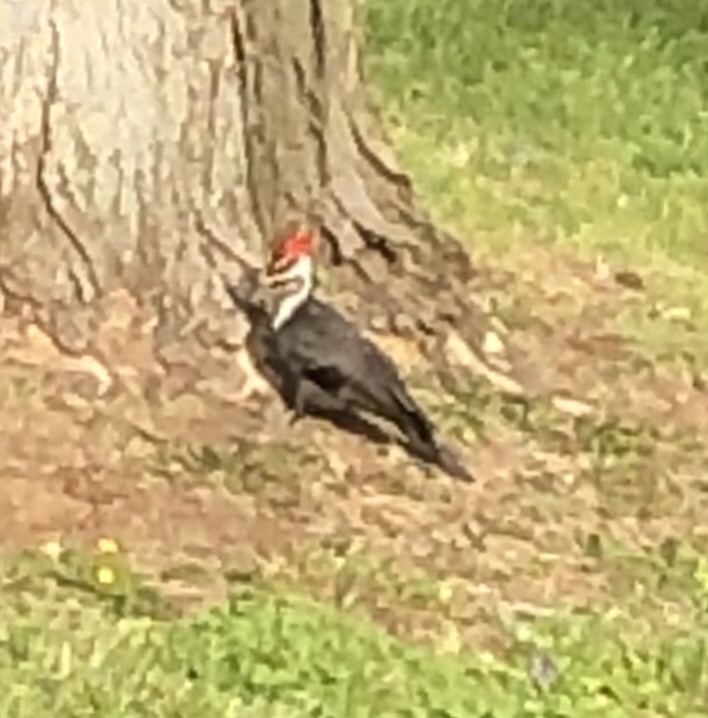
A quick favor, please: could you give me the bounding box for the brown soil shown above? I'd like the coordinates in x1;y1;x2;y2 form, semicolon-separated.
1;247;707;647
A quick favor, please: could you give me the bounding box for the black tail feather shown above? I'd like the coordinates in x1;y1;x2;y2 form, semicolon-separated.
389;389;473;482
432;443;474;482
389;387;436;444
401;431;473;482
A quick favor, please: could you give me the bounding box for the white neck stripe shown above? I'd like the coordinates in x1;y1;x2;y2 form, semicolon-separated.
269;256;313;329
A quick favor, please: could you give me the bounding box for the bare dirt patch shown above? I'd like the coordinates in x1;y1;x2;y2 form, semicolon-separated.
1;259;707;645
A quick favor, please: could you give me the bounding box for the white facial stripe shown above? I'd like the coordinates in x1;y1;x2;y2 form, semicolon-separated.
270;256;314;329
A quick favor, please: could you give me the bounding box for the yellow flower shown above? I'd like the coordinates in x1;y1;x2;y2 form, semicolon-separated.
97;538;119;554
41;540;63;561
437;580;454;604
96;566;116;585
694;556;708;596
437;619;462;655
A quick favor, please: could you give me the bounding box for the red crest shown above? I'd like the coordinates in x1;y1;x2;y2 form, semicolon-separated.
267;227;316;275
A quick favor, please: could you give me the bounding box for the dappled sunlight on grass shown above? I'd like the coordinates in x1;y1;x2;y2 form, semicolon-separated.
3;549;708;716
365;0;708;359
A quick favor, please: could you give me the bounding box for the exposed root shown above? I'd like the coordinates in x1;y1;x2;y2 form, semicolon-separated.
3;323;114;396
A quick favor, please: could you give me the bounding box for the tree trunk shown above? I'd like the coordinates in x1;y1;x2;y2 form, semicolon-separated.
0;0;490;400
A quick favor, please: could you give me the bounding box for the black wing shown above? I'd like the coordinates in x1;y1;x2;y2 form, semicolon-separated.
278;300;435;444
277;299;402;390
276;299;472;482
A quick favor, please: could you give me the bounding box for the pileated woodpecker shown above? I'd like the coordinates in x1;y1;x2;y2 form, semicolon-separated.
224;226;472;482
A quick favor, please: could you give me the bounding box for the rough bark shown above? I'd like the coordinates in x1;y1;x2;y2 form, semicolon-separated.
0;0;490;397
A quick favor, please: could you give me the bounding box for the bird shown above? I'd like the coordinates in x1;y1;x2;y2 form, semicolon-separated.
223;224;473;482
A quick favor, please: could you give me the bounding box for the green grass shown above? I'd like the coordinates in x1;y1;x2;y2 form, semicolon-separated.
6;2;708;714
364;0;708;356
4;549;708;717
